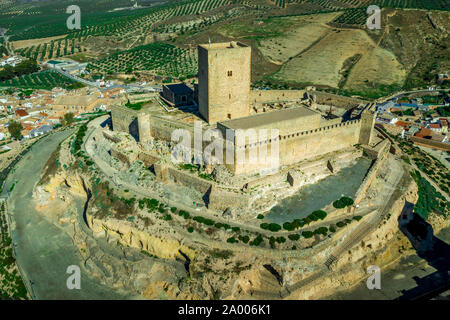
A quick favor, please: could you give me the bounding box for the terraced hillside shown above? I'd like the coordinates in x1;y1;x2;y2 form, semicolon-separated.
87;42;198;79
1;0;449;97
0;70;83;90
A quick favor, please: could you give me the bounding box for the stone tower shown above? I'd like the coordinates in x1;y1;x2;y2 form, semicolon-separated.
138;112;151;143
197;41;251;124
359;103;376;145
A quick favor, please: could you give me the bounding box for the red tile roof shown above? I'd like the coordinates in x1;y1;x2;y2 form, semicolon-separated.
415;127;433;138
394;121;411;128
15;109;29;117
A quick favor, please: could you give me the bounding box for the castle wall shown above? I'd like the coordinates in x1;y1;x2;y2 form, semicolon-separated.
231;120;362;175
138;113;151;143
150;116;193;142
313;91;367;109
358;104;376;145
111;105;138;133
127;92;158;104
218;106;322;138
167;167;212;195
354;139;391;204
208;186;249;211
138;151;160;167
166;166;249;211
250;89;305;104
110;145;137;167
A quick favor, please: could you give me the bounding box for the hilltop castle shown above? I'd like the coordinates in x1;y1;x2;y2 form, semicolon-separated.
111;41;376;175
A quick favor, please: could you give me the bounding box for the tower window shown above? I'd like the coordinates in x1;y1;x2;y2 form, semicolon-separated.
227;70;232;77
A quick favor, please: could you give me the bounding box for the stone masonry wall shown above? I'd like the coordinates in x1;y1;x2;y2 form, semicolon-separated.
111;105;138;133
208;186;249;211
313;91;367;108
231;119;362;175
249;89;305;104
354;139;391;204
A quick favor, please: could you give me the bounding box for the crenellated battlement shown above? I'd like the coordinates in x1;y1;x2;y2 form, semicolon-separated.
238;119;361;150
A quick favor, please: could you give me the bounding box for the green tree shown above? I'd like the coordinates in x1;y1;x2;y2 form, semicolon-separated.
8;120;22;140
64;112;75;125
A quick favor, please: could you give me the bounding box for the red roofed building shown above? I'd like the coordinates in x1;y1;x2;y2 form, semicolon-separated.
415;127;433;138
394;120;412;129
429;123;442;132
15;109;29;119
20;126;35;138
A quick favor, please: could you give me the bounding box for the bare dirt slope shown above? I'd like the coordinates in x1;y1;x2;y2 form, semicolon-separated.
272;28;405;89
375;9;450;89
255;13;340;65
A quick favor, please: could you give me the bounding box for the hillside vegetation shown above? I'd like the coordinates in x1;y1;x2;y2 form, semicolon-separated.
1;0;449;97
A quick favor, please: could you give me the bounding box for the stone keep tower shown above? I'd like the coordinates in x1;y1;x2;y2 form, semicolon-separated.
359;103;376;145
198;41;251;124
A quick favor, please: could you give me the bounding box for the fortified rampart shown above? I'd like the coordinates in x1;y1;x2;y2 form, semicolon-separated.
150;115;193;142
358;103;376;145
354;139;391;204
230;119;362;175
249;89;305;104
411;136;450;152
111;103;373;176
313;91;367;109
111;105;138;133
137;150;249;211
127;92;158;103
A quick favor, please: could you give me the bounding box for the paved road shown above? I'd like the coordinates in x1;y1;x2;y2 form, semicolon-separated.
376;89;449;104
1;32;13;55
53;68;100;88
3;129;126;299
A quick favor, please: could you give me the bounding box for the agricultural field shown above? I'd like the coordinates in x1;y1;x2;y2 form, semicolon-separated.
15;37;87;61
344;40;406;91
0;0;151;41
330;0;449;26
2;0;449;95
87;42;198;79
0;70;84;91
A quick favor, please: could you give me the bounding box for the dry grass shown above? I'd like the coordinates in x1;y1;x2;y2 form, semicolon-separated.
272;28;405;89
11;34;67;50
258;13;339;65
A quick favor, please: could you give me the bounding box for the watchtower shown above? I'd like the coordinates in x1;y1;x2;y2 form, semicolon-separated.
359;103;376;145
197;41;251;124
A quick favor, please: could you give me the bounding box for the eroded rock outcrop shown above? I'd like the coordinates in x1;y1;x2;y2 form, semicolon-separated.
86;213;196;262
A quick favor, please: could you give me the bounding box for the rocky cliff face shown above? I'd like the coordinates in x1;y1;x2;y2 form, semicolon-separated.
32;129;450;300
86;213;196;262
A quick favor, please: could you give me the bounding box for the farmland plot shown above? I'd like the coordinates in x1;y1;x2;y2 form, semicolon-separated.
87;43;198;79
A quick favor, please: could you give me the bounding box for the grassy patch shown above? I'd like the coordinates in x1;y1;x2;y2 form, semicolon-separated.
410;170;448;220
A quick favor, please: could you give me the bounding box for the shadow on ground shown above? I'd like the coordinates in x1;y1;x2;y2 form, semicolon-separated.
397;201;450;300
